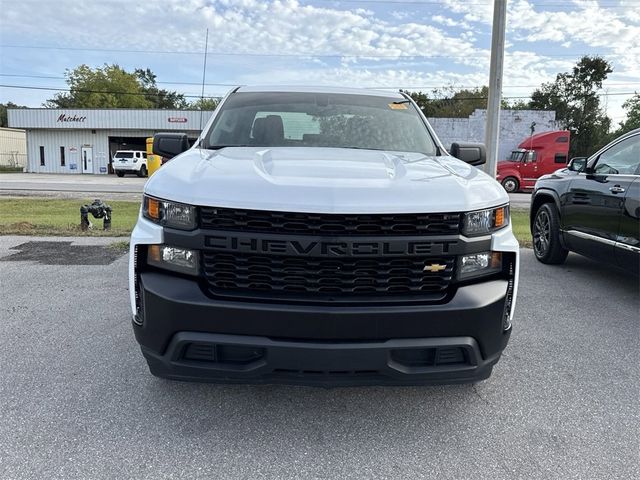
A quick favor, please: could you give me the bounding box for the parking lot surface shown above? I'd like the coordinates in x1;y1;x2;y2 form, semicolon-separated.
0;173;532;208
0;237;638;479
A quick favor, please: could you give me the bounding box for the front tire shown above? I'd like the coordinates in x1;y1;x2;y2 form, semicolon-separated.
137;165;147;177
116;171;125;177
501;177;519;193
532;203;568;264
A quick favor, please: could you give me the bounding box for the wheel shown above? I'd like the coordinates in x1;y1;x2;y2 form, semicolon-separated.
501;177;519;193
137;165;147;177
532;203;568;264
116;171;125;177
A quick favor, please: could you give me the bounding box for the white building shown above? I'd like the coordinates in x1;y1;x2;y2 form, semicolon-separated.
7;108;215;174
428;109;558;161
0;127;27;169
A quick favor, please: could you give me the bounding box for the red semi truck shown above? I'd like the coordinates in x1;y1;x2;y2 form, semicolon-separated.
496;130;570;192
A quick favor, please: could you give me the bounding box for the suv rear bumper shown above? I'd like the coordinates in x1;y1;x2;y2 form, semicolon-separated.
134;272;512;386
113;166;140;172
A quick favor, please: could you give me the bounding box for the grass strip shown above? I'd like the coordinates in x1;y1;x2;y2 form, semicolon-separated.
0;198;532;247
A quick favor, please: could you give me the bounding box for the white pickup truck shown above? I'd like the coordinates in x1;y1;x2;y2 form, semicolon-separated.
112;150;147;177
128;86;519;386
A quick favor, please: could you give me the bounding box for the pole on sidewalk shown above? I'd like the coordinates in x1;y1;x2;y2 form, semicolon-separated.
484;0;508;178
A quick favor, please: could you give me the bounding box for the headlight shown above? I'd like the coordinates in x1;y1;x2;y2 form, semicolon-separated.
458;252;502;280
461;205;509;236
147;245;199;276
143;195;197;230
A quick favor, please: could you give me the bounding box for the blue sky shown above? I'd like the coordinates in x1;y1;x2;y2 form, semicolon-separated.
1;0;638;122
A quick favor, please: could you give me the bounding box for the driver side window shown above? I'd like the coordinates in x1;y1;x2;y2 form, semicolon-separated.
595;134;640;175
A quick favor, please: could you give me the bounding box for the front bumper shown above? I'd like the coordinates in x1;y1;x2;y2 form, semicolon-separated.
134;271;512;386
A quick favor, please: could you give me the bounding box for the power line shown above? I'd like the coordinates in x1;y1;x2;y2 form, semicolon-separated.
13;0;640;4
310;0;638;4
306;0;638;8
307;0;639;9
2;73;638;91
0;43;626;59
0;84;222;99
1;83;636;101
0;73;238;87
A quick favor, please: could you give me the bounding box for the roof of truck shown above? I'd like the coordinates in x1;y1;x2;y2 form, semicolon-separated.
236;85;404;98
517;130;570;149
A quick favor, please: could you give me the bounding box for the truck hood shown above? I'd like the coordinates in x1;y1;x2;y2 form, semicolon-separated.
144;147;509;213
497;160;516;169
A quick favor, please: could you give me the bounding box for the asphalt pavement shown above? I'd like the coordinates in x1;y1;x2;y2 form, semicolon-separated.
0;173;532;208
0;173;146;193
0;236;638;479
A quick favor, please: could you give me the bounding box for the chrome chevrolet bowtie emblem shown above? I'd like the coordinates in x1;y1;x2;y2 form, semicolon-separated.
424;263;447;273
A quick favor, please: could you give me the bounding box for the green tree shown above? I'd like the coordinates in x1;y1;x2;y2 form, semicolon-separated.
505;99;532;110
189;97;220;110
403;90;431;113
45;64;186;109
615;93;640;135
134;68;187;109
403;86;511;118
0;102;27;128
46;64;152;108
528;56;613;157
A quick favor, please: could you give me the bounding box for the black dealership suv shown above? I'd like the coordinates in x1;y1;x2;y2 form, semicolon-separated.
530;129;639;274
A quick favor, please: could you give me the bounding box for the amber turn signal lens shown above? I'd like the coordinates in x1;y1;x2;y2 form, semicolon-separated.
494;207;506;228
147;198;161;220
148;245;161;263
490;251;503;268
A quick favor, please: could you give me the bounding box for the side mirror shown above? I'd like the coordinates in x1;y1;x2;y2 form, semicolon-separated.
153;133;189;159
567;157;587;172
449;143;486;166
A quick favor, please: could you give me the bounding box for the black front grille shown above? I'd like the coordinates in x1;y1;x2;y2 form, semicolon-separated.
202;251;455;302
200;207;461;236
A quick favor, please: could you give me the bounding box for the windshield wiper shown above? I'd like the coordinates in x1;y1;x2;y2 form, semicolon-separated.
338;146;385;151
206;144;252;150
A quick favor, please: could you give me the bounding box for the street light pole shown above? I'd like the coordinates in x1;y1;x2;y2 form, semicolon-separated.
484;0;508;178
199;28;209;131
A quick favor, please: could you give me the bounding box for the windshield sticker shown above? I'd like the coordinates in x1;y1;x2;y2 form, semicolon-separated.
389;103;408;110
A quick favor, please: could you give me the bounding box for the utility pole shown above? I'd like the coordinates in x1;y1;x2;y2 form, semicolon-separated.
484;0;507;178
199;28;209;131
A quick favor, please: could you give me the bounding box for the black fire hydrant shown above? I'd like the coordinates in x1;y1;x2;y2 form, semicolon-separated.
80;199;112;231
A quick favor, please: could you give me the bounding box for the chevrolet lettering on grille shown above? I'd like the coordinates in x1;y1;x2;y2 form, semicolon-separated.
205;234;458;257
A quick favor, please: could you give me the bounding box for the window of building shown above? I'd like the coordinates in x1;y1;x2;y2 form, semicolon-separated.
60;146;66;167
39;146;45;166
555;153;568;164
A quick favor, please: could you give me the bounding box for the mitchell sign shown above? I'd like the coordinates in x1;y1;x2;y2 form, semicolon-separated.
57;114;87;123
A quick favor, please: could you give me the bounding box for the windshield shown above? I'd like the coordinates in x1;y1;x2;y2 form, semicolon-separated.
203;92;437;155
114;152;134;158
509;151;525;162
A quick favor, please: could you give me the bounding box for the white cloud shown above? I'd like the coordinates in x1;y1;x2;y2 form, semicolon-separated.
1;0;475;61
431;15;469;29
0;0;637;120
436;0;639;119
